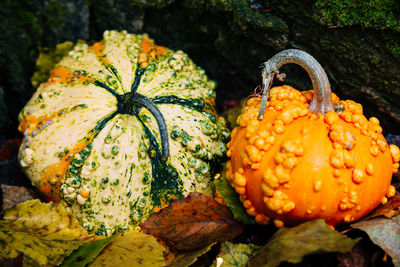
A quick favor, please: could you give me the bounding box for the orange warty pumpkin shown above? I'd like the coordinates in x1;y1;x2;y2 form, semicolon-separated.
226;49;399;228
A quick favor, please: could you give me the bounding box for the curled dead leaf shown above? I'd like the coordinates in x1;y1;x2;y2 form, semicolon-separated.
352;214;400;266
0;199;91;266
363;195;400;220
1;184;39;210
141;192;244;251
249;220;360;267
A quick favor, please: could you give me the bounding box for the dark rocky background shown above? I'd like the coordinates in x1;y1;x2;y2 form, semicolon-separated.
1;0;399;140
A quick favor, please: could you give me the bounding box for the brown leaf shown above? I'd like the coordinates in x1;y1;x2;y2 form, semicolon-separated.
352;214;400;266
336;243;369;267
1;185;39;210
248;220;360;267
0;253;23;267
363;195;400;220
140;192;244;251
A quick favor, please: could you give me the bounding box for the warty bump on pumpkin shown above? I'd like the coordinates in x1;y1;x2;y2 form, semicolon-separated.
17;30;230;235
226;49;399;228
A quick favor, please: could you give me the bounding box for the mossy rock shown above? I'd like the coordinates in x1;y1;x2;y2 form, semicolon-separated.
1;0;400;137
313;0;400;32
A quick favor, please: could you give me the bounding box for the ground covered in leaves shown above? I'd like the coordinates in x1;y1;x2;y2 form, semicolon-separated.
0;135;400;267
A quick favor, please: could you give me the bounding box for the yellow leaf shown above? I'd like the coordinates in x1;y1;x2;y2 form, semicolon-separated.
166;243;215;267
89;231;166;267
0;199;91;266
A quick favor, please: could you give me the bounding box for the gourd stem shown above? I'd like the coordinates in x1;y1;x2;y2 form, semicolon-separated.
131;94;170;160
258;49;333;120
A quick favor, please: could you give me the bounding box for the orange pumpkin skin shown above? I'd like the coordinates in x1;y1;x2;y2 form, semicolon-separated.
226;85;399;227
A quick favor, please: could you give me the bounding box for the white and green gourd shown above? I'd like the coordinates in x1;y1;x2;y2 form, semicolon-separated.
18;30;229;235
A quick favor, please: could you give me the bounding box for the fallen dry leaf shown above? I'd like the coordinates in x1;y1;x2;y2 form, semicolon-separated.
61;235;114;267
363;195;400;220
141;192;244;250
0;199;91;266
211;242;260;267
0;253;23;267
1;184;39;210
249;220;360;267
352;214;400;266
336;242;370;267
166;243;215;267
88;231;166;267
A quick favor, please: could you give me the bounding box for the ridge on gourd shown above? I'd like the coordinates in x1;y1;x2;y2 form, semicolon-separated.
226;49;399;228
18;30;230;235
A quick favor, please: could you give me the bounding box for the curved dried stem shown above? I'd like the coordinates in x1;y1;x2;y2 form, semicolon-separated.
130;94;170;160
258;49;333;120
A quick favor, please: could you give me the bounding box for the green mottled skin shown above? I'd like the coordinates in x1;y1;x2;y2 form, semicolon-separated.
18;30;229;235
31;41;75;88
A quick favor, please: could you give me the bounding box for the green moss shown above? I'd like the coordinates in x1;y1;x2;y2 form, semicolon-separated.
314;0;400;31
181;0;287;33
31;41;75;88
131;0;175;8
182;0;233;11
384;37;400;57
232;0;280;28
233;0;288;46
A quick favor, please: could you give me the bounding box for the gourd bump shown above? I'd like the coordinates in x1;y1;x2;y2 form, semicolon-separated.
18;30;230;234
226;49;399;228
